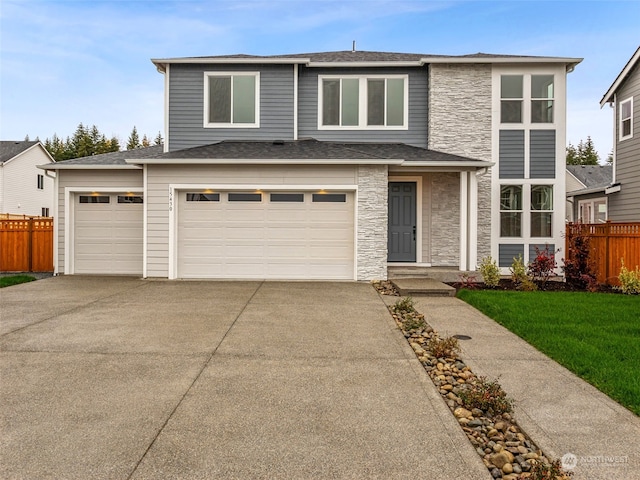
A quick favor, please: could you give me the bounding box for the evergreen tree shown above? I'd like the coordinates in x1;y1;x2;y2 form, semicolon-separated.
606;150;613;165
566;136;600;165
43;124;121;161
141;134;150;148
127;126;141;150
154;131;163;145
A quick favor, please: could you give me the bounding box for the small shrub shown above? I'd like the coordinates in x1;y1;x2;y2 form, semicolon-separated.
528;244;559;287
526;458;573;480
562;224;597;290
459;376;513;415
510;254;527;284
510;254;538;291
618;258;640;295
426;335;460;358
392;296;416;315
457;273;478;289
479;256;501;288
401;312;428;331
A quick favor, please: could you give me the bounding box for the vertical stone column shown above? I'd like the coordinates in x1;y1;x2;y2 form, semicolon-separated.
356;165;388;280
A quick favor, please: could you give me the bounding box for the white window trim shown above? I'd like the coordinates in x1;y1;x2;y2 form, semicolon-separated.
619;97;633;141
499;73;556;128
317;74;409;131
578;197;608;223
203;71;260;129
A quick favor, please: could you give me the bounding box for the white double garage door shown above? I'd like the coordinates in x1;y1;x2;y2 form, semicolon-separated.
74;190;355;279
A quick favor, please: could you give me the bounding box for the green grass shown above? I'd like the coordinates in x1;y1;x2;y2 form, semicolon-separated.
0;275;36;288
457;290;640;416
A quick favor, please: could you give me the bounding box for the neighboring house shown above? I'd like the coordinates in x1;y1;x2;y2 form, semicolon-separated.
600;46;640;222
566;165;613;222
0;140;55;217
41;49;581;279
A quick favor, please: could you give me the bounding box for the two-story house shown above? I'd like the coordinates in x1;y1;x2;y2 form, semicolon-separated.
600;46;640;222
1;140;54;217
41;50;581;279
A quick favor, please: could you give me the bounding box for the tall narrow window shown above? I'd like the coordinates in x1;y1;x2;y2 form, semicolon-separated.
531;75;554;123
620;98;633;140
37;174;44;190
500;185;522;237
205;72;259;127
531;185;553;237
501;75;523;123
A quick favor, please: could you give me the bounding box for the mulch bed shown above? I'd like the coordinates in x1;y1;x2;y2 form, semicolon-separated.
446;278;620;294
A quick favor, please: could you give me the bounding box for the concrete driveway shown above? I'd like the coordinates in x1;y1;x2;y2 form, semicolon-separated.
0;277;489;479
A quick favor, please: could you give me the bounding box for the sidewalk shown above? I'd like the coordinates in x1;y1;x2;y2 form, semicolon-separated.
410;296;640;480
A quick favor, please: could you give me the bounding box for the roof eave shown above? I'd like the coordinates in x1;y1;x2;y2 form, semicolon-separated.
307;61;425;68
424;57;582;70
39;164;142;170
399;160;494;168
126;158;404;166
152;57;311;72
600;46;640;106
567;185;609;196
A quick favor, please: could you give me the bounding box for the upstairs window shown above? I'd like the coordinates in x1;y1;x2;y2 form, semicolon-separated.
500;75;523;123
319;75;407;129
37;174;44;190
531;75;554;123
620;98;633;140
204;72;259;128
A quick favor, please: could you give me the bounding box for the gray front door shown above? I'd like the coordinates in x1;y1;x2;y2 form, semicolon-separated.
388;182;416;262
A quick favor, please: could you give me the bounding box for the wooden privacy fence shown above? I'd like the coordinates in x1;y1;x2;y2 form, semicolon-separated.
565;222;640;285
0;216;54;272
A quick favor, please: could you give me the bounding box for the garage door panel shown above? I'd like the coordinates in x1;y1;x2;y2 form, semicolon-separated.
178;190;354;279
74;194;143;275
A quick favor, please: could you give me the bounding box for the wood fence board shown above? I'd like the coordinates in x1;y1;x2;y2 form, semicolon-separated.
566;222;640;285
0;218;53;272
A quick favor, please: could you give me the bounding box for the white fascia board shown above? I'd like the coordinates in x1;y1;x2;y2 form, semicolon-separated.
397;160;495;168
308;61;424;68
3;142;54;166
126;158;404;166
605;184;621;194
600;46;640;106
424;57;583;69
567;186;608;196
39;164;142;170
152;57;310;72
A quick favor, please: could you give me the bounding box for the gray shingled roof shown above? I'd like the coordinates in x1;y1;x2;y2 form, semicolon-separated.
55;144;164;165
0;141;39;164
150;139;483;163
43;139;486;166
177;50;573;63
567;165;613;189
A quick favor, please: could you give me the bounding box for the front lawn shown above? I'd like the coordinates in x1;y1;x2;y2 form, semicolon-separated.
457;290;640;416
0;275;36;288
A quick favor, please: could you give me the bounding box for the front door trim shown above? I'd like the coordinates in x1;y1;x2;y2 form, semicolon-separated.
388;176;422;263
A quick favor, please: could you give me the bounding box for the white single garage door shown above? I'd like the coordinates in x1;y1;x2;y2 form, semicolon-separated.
74;194;143;274
177;191;354;279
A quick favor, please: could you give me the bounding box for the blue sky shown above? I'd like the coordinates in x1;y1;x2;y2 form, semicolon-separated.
1;0;638;159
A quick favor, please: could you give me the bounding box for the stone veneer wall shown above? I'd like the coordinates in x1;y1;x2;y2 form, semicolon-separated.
428;64;493;263
430;172;460;266
357;165;388;280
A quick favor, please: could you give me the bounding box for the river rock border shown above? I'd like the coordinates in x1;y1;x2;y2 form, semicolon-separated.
372;281;571;480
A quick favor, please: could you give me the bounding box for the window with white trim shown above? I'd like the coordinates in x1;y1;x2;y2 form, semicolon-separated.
530;185;553;237
500;185;522;237
204;72;259;127
37;174;44;190
500;74;555;124
319;75;407;129
620;97;633;140
531;75;554;123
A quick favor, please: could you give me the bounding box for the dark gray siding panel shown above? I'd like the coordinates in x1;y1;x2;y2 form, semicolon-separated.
610;63;640;221
499;130;525;179
529;243;555;261
499;244;524;267
530;130;556;179
168;64;294;151
298;66;428;148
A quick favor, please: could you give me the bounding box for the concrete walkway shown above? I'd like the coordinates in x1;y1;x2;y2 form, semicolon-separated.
0;277;490;480
409;296;640;480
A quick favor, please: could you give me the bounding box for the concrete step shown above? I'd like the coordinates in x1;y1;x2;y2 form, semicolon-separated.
390;278;456;297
